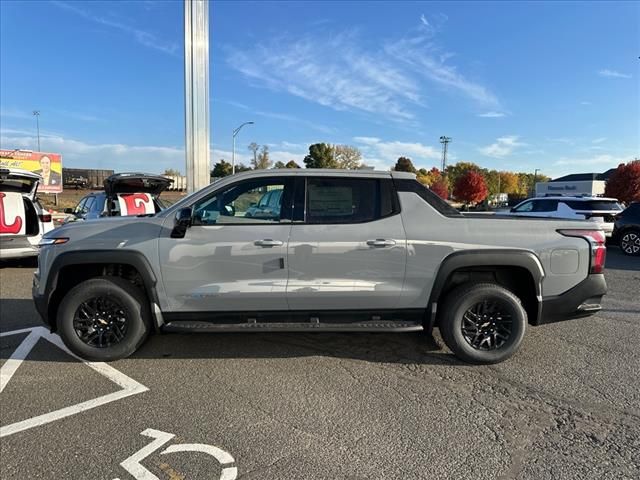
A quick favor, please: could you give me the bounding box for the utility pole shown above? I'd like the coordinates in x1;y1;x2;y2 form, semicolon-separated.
33;111;41;151
184;0;211;193
439;136;452;172
232;121;254;174
533;168;540;197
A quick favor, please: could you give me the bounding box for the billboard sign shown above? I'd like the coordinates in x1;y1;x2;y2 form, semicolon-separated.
0;149;63;193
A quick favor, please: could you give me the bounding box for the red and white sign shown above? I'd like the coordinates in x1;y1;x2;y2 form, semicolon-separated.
117;193;154;216
0;192;26;235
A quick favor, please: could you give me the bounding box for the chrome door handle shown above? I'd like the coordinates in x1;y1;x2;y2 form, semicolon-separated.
254;239;284;247
366;239;396;248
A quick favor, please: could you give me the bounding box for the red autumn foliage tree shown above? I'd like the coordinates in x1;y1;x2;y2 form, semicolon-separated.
430;178;449;200
604;162;640;203
453;170;489;205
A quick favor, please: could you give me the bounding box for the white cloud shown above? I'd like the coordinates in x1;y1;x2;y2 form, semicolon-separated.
477;111;506;118
353;136;440;169
52;1;179;56
598;69;632;79
226;16;498;123
1;130;184;172
580;101;592;105
592;137;607;144
553;154;627;167
479;135;525;158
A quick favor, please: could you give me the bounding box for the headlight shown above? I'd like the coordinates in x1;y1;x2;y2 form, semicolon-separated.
38;237;69;247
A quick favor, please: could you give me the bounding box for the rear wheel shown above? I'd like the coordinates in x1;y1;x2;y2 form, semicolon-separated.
57;277;151;361
619;229;640;256
439;283;527;364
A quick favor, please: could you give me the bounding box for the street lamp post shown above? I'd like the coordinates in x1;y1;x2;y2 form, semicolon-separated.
33;111;41;151
232;121;254;174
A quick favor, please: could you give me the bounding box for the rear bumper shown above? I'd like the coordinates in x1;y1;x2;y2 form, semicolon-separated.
536;274;607;325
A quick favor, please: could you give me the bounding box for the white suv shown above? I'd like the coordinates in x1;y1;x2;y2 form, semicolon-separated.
0;168;55;260
509;196;622;237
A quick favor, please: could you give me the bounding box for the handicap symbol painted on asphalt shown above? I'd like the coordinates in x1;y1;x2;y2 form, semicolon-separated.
114;428;237;480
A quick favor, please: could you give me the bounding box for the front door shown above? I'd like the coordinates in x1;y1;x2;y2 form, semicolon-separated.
159;176;293;313
286;176;407;311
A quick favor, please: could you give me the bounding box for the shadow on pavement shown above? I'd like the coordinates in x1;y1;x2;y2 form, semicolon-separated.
0;257;38;269
605;247;640;271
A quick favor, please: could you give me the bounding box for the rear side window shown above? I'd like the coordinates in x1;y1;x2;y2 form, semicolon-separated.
563;200;623;211
305;177;399;224
532;199;558;212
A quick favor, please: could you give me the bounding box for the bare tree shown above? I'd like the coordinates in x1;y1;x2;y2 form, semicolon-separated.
253;145;272;170
334;145;362;169
248;142;259;167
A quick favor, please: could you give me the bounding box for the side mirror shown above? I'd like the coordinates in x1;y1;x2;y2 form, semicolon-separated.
171;207;193;238
64;208;74;214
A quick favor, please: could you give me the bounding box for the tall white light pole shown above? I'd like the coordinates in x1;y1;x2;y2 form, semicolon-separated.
33;111;41;151
232;121;254;174
184;0;211;193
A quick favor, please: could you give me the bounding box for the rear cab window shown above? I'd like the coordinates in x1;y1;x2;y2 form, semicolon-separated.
304;177;400;224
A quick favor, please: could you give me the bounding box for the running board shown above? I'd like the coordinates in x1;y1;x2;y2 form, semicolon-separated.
162;321;424;333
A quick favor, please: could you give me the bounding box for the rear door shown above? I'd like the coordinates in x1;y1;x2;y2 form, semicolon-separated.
159;176;294;312
286;176;407;311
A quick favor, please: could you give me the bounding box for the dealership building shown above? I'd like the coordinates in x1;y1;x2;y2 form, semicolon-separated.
535;168;616;197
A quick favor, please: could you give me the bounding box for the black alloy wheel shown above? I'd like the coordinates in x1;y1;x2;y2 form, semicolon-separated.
461;299;513;351
73;296;129;348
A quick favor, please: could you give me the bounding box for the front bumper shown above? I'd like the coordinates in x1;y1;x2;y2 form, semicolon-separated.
536;274;607;325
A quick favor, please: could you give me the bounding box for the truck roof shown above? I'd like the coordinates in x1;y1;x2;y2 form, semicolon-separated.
227;169;416;180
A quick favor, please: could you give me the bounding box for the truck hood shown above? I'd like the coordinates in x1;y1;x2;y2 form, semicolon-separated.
104;173;172;196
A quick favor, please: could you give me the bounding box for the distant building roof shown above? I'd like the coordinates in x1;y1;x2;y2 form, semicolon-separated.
550;168;617;182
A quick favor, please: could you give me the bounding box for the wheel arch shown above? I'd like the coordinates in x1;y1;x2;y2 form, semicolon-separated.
427;249;545;331
45;250;161;332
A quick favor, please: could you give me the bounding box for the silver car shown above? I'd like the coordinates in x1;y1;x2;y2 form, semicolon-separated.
33;170;607;364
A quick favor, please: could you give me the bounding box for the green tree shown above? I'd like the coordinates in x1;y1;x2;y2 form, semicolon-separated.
285;160;301;168
394;157;416;173
273;161;287;169
211;160;232;178
163;168;181;176
334;145;362;169
304;143;338;168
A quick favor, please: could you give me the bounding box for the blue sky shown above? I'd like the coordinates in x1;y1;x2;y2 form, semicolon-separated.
1;0;638;178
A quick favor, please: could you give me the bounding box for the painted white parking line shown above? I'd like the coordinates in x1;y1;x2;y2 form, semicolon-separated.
0;326;148;438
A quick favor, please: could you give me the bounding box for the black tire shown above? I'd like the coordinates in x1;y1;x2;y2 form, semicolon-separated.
619;229;640;256
438;282;527;364
57;277;151;361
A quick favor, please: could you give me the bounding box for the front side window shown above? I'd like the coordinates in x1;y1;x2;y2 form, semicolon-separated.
305;177;398;224
193;178;289;225
513;200;534;212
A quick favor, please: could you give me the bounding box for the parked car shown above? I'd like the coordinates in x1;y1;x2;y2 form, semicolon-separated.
611;202;640;256
508;196;623;237
244;187;283;219
34;169;607;364
0;168;54;259
62;173;171;224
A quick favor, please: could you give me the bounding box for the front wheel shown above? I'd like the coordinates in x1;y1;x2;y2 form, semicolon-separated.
57;277;151;361
619;229;640;256
439;283;527;364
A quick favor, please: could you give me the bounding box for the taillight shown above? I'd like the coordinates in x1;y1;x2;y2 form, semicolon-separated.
558;229;606;274
39;214;52;222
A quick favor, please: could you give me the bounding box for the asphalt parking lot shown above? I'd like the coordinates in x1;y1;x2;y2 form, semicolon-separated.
1;249;639;480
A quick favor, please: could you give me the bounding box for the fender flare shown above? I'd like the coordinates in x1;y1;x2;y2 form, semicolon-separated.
426;249;545;331
44;250;161;330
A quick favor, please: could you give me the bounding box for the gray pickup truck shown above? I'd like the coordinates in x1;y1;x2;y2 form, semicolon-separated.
33;169;607;364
